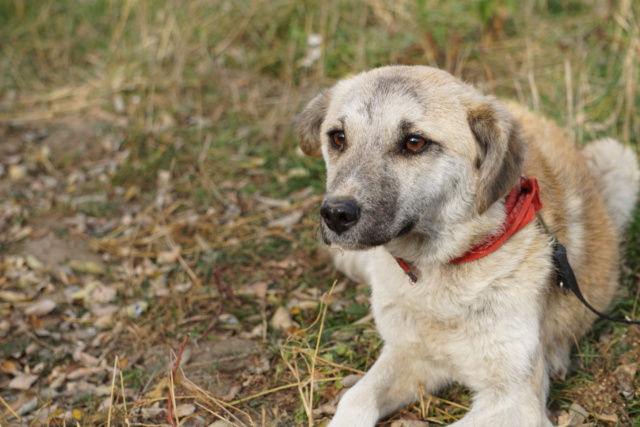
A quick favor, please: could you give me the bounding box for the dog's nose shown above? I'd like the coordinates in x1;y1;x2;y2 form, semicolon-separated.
320;199;360;234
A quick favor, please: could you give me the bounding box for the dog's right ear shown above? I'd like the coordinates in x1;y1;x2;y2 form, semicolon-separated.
296;90;332;158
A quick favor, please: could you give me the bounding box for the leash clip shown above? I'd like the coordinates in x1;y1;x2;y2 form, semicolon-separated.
557;279;570;295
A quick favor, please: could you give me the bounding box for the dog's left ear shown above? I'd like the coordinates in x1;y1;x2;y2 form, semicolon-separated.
468;100;526;214
296;89;332;158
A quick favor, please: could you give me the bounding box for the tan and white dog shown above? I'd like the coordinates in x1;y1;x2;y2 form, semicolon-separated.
296;66;639;427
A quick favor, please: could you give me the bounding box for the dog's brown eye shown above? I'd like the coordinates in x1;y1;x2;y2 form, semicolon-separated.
404;136;428;153
330;131;346;150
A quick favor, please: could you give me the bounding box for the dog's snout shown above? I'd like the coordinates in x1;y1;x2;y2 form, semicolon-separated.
320;199;360;234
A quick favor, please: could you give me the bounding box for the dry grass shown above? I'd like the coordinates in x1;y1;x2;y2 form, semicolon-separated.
0;0;639;425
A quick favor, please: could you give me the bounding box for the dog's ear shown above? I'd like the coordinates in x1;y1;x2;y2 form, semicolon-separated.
296;89;332;158
468;100;526;214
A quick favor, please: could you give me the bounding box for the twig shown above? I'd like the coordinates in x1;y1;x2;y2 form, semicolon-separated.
167;336;190;427
0;395;21;421
291;347;365;375
163;225;201;288
167;369;178;427
119;360;131;427
194;401;245;427
177;368;255;427
107;356;119;427
200;265;233;338
308;280;338;423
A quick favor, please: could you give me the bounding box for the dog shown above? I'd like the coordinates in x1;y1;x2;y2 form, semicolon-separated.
296;66;639;427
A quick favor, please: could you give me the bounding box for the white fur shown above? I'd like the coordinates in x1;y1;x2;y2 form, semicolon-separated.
581;138;640;233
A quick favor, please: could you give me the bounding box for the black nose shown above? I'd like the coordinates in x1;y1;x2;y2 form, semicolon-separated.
320;199;360;234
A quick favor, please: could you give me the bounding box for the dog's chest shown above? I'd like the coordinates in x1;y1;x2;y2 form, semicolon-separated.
368;257;483;346
366;244;550;355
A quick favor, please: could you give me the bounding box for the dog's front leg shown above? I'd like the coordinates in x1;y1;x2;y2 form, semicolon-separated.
451;347;553;427
328;346;445;427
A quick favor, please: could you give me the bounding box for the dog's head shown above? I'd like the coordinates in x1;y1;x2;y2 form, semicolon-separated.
297;66;525;251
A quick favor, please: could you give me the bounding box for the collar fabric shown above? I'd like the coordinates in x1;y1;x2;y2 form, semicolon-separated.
449;176;543;264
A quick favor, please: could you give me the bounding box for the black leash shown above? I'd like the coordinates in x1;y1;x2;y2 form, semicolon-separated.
552;242;640;325
538;214;640;325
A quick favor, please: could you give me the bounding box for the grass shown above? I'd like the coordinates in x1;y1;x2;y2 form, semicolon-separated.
0;0;639;426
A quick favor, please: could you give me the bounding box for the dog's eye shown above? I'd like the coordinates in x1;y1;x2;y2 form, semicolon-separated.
330;131;346;150
403;136;429;153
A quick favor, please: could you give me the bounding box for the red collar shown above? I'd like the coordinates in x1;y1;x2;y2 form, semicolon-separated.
395;176;543;283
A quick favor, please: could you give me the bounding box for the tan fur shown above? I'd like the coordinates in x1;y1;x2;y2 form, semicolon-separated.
509;102;623;378
297;66;639;427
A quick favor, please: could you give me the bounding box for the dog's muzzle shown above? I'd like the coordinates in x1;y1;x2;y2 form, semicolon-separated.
320;199;360;235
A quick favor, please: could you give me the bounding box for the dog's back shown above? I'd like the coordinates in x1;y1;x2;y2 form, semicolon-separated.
510;102;639;379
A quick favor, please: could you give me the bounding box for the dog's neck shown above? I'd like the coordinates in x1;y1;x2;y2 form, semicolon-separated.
389;177;543;283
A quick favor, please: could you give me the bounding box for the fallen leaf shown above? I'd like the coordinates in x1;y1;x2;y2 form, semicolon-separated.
222;383;242;401
556;403;588;427
48;369;67;389
8;164;27;180
157;248;180;264
72;409;83;420
25;255;44;270
11;394;39;417
297;300;319;311
270;306;293;330
25;342;40;355
71;281;116;304
66;380;99;395
1;360;20;374
0;320;10;335
24;299;57;316
145;376;168;399
95;313;116;329
141;407;165;418
0;290;29;303
254;195;291;208
68;260;105;275
312;403;337;417
90;284;117;304
76;351;100;367
268;210;303;230
596;413;619;423
18;271;42;287
32;362;46;374
13;226;33;240
66;366;104;380
176;403;196;418
614;363;637;399
118;357;128;369
173;282;192;293
9;373;39;390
